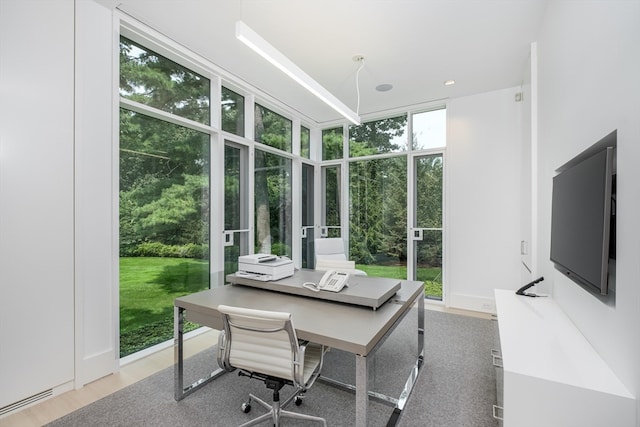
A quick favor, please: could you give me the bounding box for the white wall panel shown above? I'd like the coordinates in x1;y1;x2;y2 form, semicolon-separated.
536;0;640;409
75;0;119;386
0;0;75;407
446;87;522;312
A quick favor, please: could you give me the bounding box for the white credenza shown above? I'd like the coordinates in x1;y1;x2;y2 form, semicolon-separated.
494;289;635;427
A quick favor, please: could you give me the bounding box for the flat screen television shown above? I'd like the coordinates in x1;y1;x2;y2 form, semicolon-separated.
550;131;616;296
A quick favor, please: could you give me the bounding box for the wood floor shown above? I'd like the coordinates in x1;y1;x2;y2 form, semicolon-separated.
0;303;492;427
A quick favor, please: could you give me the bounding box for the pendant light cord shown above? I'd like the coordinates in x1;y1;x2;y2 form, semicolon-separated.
355;57;365;116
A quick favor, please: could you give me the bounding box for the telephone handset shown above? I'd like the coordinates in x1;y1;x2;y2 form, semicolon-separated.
303;270;349;293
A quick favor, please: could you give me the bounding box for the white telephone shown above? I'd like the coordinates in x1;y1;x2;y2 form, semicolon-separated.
303;270;349;293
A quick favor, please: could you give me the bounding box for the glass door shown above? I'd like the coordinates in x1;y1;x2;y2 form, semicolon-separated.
301;162;315;268
254;149;292;257
224;142;250;277
349;156;408;278
118;111;211;358
412;153;444;300
322;165;342;238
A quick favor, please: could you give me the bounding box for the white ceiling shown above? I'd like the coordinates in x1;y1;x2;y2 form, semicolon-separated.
97;0;548;125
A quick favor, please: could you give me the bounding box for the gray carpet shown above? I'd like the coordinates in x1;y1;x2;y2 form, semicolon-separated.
45;309;498;427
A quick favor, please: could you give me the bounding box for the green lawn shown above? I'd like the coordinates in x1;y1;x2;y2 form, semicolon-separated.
356;264;443;298
119;257;209;357
120;257;441;357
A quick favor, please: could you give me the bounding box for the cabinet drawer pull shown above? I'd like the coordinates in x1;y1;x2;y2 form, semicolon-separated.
492;404;504;421
492;353;503;368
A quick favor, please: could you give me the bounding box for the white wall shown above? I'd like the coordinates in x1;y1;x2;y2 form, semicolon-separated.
519;45;535;285
75;0;119;386
446;87;523;312
536;0;640;415
0;0;75;407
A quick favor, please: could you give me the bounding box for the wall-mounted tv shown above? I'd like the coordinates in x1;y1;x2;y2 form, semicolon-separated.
550;130;616;296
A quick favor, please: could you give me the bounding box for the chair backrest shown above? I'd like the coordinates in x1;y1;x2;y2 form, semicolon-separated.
315;258;356;273
314;238;347;263
217;305;300;383
314;238;367;275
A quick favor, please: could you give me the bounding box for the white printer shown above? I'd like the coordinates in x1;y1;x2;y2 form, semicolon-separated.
237;254;294;281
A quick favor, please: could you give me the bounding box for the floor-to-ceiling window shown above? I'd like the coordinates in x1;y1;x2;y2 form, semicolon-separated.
411;108;446;299
414;154;444;299
350;156;408;278
223;142;249;277
254;104;293;256
119;37;211;357
301;162;315;268
321;127;344;239
321;109;446;298
222;86;250;277
348;115;409;279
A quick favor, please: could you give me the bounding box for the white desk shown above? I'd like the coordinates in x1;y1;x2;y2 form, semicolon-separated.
174;272;425;427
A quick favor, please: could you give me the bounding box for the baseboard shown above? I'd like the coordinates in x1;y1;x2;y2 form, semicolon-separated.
0;381;73;419
447;292;496;314
79;348;119;388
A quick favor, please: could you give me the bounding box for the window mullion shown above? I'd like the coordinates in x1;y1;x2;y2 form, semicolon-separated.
119;98;215;135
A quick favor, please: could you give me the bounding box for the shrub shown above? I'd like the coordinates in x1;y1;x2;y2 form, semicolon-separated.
269;242;290;257
133;242;209;259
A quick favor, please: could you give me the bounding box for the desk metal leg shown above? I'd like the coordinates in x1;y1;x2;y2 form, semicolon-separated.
391;296;426;417
417;295;425;363
174;306;225;401
355;354;368;427
174;306;184;401
322;296;426;426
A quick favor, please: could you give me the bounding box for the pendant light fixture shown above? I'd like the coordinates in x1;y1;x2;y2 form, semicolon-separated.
236;21;361;125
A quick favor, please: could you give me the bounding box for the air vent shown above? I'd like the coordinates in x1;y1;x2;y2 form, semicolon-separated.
0;389;53;416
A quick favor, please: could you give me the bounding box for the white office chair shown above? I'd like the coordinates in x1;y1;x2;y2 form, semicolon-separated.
314;237;367;275
216;305;327;427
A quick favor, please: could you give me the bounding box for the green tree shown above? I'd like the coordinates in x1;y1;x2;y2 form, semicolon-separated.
120;37;210;124
119;36;211;258
254;105;292;256
348;116;408;265
322;127;343;160
415;155;443;267
348;115;407;155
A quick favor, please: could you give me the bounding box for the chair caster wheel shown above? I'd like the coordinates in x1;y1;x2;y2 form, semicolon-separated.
241;402;251;413
294;396;303;406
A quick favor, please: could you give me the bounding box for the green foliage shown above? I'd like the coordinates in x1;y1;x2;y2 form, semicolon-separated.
349;156;407;265
120;37;210;124
254;149;292;256
132;242;208;259
300;126;311;158
342;116;411;267
221;86;245;136
324;166;341;227
415;155;443;229
119;35;211;258
349;115;407;155
322;127;343;160
424;281;443;298
254;104;292;152
270;242;290;257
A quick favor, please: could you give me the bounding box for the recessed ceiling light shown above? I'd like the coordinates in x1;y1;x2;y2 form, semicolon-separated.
444;79;456;86
376;83;393;92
